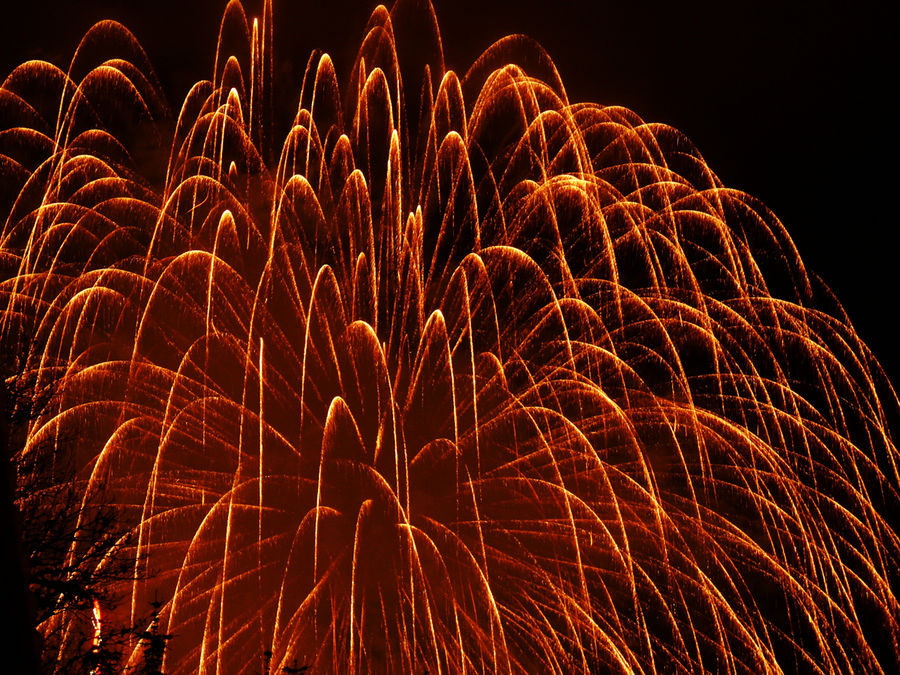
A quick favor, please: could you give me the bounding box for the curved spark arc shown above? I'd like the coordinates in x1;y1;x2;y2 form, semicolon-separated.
2;0;900;673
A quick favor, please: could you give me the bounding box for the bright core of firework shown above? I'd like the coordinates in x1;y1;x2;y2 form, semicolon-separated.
2;1;899;673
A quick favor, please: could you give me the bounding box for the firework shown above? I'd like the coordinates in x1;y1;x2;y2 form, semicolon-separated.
2;1;898;673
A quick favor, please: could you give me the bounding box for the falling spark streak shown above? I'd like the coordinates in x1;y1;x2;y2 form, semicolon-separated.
2;1;900;673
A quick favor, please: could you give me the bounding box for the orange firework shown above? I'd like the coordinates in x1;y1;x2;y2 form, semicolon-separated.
2;1;898;673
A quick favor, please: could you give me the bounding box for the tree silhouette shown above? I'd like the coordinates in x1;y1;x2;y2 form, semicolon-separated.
138;599;174;675
3;355;146;673
1;376;41;674
259;651;309;675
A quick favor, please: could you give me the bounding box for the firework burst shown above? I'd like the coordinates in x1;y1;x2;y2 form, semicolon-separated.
2;1;899;673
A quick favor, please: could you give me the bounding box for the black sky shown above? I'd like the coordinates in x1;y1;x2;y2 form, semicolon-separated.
1;0;895;381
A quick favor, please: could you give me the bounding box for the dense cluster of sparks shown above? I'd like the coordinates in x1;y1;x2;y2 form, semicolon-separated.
2;1;899;672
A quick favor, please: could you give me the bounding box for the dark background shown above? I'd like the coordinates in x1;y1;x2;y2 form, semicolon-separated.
1;0;895;382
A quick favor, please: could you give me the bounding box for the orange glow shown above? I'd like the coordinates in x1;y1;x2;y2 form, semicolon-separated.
2;1;898;673
90;599;103;674
91;599;102;649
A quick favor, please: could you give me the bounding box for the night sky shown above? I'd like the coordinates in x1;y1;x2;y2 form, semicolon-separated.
1;0;895;381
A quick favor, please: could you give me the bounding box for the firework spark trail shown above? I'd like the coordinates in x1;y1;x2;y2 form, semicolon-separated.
2;1;899;673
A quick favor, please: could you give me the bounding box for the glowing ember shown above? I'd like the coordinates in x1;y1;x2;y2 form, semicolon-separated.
2;1;898;673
